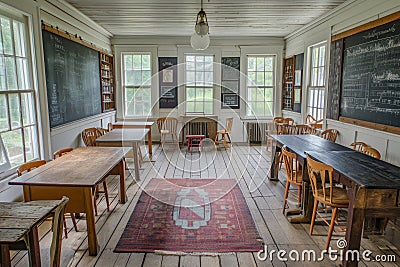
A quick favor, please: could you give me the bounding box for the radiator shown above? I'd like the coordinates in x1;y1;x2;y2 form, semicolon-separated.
246;122;267;144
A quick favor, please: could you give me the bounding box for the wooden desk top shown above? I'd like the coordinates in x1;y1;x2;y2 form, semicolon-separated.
271;134;352;159
0;200;61;243
306;150;400;189
95;128;149;143
9;147;126;187
114;121;154;127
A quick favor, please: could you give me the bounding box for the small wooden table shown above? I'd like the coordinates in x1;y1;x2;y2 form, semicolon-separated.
112;121;154;154
186;135;205;151
95;128;149;181
306;150;400;267
0;200;65;267
9;147;127;256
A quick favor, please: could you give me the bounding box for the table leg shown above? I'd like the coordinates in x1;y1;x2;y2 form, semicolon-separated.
25;227;41;267
148;127;152;154
84;188;99;256
269;142;280;181
343;186;364;267
133;142;140;181
118;158;127;203
1;244;11;267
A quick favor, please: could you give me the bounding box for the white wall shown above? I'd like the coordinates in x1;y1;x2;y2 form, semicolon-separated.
284;0;400;165
112;36;284;142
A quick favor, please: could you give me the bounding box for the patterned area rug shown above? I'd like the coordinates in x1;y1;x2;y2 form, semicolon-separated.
115;178;263;253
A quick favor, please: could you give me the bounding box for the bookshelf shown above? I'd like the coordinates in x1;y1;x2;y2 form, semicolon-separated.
282;56;295;110
100;52;115;112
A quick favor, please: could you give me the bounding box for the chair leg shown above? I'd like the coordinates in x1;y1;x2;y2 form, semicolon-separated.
138;146;143;167
326;207;338;250
222;134;227;148
70;213;78;232
310;199;319;235
226;133;232;144
63;214;68;238
214;133;219;144
297;185;302;204
103;181;110;212
282;181;290;214
94;186;98;216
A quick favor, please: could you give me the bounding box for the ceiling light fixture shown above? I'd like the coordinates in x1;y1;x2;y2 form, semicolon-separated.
190;0;210;50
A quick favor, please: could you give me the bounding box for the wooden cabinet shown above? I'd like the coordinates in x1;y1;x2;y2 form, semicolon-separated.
282;56;295;110
100;53;115;112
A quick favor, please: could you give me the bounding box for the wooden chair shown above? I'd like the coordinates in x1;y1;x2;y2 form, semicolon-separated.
17;160;47;176
81;128;110;215
305;114;323;129
53;148;78;238
49;197;69;267
350;141;368;152
294;124;310;135
215;118;233;148
157;117;178;144
321;129;339;142
281;147;303;214
306;155;349;250
363;146;381;159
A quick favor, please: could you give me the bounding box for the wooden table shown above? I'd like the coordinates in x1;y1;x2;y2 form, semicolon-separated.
9;147;127;256
95;128;149;181
269;134;353;222
306;150;400;267
0;199;66;267
112;121;154;154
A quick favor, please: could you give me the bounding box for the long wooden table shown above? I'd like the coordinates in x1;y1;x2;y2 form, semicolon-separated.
0;199;66;267
306;150;400;267
112;121;154;154
9;147;127;256
95;128;149;181
269;134;353;222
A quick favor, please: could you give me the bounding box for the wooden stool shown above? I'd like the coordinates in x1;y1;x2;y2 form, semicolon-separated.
186;135;205;152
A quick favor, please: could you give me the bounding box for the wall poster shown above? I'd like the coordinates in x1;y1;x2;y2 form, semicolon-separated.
221;57;240;109
158;57;178;108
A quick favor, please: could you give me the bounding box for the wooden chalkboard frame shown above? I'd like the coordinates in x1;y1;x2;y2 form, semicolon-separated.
328;11;400;135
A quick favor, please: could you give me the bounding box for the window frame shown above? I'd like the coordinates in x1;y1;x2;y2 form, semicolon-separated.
245;54;276;118
184;54;214;115
121;52;153;118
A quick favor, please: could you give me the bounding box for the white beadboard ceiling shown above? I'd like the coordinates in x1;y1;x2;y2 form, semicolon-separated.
63;0;348;37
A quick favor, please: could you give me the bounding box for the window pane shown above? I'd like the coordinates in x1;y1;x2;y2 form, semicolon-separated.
5;57;17;90
319;46;325;67
318;67;325;86
9;93;20;128
16;58;30;89
319;90;325;109
13;21;26;57
186;101;195;112
195;88;204;101
133;71;141;85
2;129;24;167
266;102;273;116
186;55;195;62
142;70;151;86
196;60;204;71
264;88;273;101
204;102;212;114
133;55;141;69
186;87;195;100
248;71;256;85
256;88;264;101
248;57;255;71
265;58;273;71
204;71;213;86
256;72;264;86
124;55;132;70
1;18;13;55
255;102;264;115
21;92;35;126
256;57;264;71
186;60;195;71
142;55;150;69
0;56;6;90
24;126;38;161
248;87;257;102
186;71;195;85
265;72;273;86
0;94;9;131
204;88;213;100
194;102;203;112
125;70;134;85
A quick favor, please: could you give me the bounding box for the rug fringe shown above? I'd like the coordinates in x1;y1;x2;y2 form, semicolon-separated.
154;250;235;256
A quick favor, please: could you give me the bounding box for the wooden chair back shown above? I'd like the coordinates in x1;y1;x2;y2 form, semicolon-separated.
17;160;46;176
363;146;381;159
96;127;108;135
225;117;233;133
273;116;284;123
282;118;294;125
321;129;338;142
82;128;103;146
49;196;69;267
350;141;368;152
294;124;310;134
107;122;113;132
281;147;302;184
157;117;178;134
53;148;73;159
306;155;335;205
305;114;323;128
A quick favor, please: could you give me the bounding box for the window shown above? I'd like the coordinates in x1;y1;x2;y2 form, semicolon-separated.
185;55;213;114
123;53;152;116
246;55;275;117
0;13;39;171
307;43;326;120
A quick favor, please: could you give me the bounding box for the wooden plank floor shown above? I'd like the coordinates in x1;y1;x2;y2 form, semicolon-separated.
11;143;400;266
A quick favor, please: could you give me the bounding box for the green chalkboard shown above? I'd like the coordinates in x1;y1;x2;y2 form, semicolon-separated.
42;30;101;128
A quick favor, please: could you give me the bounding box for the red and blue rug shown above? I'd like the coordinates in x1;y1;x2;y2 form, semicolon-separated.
114;178;263;253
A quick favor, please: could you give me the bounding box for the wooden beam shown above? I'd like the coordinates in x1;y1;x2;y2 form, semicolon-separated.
332;11;400;41
339;117;400;135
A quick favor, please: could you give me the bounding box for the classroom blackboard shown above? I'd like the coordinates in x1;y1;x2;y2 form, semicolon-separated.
42;30;101;128
340;18;400;127
221;57;240;109
158;57;178;108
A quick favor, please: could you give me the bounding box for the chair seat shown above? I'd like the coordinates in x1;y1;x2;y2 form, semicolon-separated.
316;187;349;206
160;129;171;134
217;129;228;134
287;170;303;185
